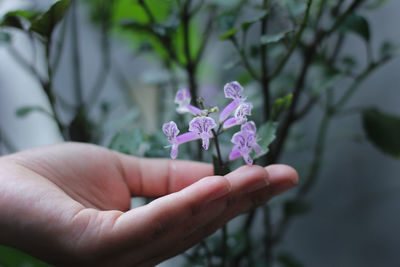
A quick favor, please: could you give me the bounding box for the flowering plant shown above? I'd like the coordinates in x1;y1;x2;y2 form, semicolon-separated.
163;81;267;168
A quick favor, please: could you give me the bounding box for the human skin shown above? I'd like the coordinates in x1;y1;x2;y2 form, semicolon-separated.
0;142;298;266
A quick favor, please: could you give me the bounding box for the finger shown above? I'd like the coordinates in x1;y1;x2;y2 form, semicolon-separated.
114;152;213;197
152;164;299;262
119;166;270;265
110;174;231;247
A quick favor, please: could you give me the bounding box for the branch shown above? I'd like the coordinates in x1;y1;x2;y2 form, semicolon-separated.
231;37;260;81
138;0;156;23
71;0;84;106
269;0;313;80
87;5;112;112
193;7;216;66
260;0;271;119
8;46;46;85
52;14;68;74
335;56;391;109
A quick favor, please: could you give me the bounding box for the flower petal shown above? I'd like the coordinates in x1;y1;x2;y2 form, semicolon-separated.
219;99;241;122
224;81;244;100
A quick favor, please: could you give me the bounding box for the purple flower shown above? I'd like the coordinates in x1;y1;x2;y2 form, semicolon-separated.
222;102;253;129
175;88;202;115
229;121;262;165
189;116;217;150
163;121;199;159
219;81;247;122
224;81;244;100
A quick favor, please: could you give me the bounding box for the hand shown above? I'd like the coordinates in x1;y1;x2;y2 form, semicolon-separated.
0;142;298;266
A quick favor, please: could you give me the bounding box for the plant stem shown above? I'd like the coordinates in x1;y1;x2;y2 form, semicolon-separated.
232;37;260;81
71;0;83;107
269;0;313;80
260;0;271;120
45;36;65;137
87;2;112;112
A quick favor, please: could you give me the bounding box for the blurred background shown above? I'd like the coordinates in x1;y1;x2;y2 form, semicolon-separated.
0;0;399;266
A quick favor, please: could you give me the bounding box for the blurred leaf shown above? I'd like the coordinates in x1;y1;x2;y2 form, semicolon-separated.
227;230;247;259
240;11;268;31
312;63;341;94
271;93;293;119
217;11;238;31
0;13;25;29
0;245;50;267
283;1;307;17
362;108;400;158
16;106;49;117
219;27;238;40
277;251;304;267
284;200;310;216
341;55;358;72
113;0;174;58
30;0;71;37
222;57;241;70
254;120;277;159
103;109;140;131
0;31;11;43
380;41;400;58
213;155;231;175
340;14;370;42
109;128;146;155
144;132;170;158
365;0;388;9
260;30;292;45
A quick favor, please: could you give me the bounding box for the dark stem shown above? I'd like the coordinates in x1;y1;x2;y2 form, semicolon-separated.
231;37;260;81
269;0;313;80
263;205;273;267
87;2;112;112
182;0;198;101
138;0;156;23
45;37;65;137
71;0;84;107
260;0;270;120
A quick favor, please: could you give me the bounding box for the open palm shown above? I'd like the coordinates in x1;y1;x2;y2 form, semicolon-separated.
0;143;298;266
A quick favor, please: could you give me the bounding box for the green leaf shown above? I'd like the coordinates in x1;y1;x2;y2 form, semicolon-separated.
219;27;238;40
0;31;11;43
260;30;292;45
379;41;400;58
362;108;400;158
30;0;71;37
109;129;146;155
277;251;304;267
213;155;231;176
0;245;50;267
341;55;358;71
0;10;41;29
271;93;293;119
340;14;370;42
240;11;268;32
217;11;238;31
16;106;49;117
254;121;278;159
0;14;24;29
312;63;342;95
284;200;310;216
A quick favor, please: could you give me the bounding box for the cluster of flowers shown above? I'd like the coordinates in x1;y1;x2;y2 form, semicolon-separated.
162;81;262;165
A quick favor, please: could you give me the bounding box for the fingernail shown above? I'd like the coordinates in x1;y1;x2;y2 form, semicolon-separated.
245;178;269;193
